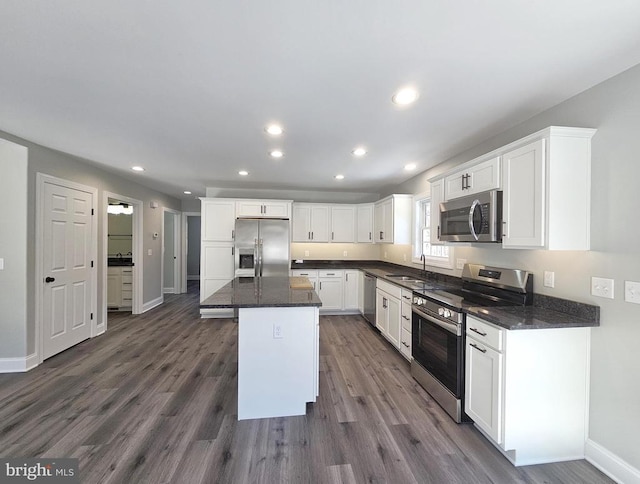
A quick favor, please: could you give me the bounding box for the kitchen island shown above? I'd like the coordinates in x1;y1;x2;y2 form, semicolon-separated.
201;276;322;420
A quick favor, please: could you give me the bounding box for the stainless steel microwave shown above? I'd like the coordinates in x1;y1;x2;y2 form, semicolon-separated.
439;190;502;242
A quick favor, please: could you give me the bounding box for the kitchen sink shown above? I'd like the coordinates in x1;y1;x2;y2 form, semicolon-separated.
386;274;425;283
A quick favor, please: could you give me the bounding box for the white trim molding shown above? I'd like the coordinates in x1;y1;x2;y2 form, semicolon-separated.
142;295;164;313
586;439;640;484
0;353;38;373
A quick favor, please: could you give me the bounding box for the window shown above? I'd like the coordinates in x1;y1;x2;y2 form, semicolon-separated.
413;194;453;268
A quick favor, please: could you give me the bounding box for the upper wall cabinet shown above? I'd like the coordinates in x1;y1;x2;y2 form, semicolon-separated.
201;199;236;241
236;199;291;218
292;203;330;242
330;205;356;243
356;204;374;243
374;195;412;244
444;156;501;200
502;127;596;250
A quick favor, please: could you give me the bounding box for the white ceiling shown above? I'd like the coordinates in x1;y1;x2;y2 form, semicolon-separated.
2;1;640;200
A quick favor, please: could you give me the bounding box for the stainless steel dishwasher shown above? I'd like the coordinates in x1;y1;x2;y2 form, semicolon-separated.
363;273;376;325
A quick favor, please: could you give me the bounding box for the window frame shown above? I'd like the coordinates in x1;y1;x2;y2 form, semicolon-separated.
412;192;454;269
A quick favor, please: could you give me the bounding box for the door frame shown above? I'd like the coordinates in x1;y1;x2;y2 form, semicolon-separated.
162;208;181;294
181;211;201;293
35;173;98;365
102;191;143;328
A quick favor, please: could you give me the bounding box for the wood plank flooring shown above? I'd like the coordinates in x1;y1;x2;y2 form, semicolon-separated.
0;285;613;483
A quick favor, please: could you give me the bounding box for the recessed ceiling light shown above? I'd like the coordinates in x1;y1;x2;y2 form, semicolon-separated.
404;163;417;171
183;191;192;195
335;174;345;180
352;147;367;157
392;87;419;105
270;150;284;158
239;170;249;176
131;166;145;172
265;124;283;136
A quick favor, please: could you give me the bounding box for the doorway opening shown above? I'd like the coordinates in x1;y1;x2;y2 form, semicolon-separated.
163;209;181;294
102;192;143;328
181;213;201;295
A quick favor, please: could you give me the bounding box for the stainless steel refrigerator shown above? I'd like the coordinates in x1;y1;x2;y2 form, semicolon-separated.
234;218;290;277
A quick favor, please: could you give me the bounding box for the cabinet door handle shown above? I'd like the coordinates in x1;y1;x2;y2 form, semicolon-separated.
326;273;335;276
470;343;487;353
402;315;410;320
437;226;440;239
380;231;383;240
332;231;334;240
402;341;410;348
345;274;348;282
311;231;314;240
231;247;234;255
469;327;487;337
308;231;311;240
369;231;372;240
232;229;235;239
402;295;411;300
319;282;322;290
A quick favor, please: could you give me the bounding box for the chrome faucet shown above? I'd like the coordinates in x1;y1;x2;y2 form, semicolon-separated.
420;254;426;276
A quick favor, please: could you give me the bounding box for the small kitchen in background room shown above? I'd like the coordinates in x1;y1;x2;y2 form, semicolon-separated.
107;198;133;312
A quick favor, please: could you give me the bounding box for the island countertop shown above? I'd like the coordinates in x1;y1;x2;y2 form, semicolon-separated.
200;276;322;309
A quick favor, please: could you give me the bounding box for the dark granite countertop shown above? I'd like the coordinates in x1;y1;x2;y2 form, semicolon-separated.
108;257;134;266
290;259;600;330
200;276;322;309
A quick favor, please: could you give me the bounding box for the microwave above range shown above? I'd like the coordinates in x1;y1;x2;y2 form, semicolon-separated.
439;190;502;243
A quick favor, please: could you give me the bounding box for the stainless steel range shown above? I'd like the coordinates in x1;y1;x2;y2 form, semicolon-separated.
411;264;532;423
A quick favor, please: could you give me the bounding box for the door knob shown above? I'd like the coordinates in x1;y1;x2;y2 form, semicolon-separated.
45;276;55;283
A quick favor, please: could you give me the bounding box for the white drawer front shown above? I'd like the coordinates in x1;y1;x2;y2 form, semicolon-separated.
318;270;342;278
376;279;402;299
466;316;503;351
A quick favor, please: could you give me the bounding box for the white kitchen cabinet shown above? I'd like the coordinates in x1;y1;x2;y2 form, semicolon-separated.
107;266;133;310
292;203;330;242
291;269;319;292
501;127;596;249
465;315;591;466
374;194;412;244
236;199;291;218
343;270;359;310
318;270;343;311
200;242;234;302
356;204;374;243
357;270;365;314
107;267;122;308
375;279;402;349
444;156;501;200
429;179;444;245
201;198;236;242
330;205;356;242
399;289;412;360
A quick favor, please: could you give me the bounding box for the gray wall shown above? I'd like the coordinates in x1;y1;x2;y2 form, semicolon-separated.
187;216;201;278
163;211;175;289
0;130;182;358
0;139;28;358
391;63;640;470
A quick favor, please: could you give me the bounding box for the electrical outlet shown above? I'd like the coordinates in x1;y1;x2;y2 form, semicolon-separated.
0;258;4;270
543;271;555;288
304;250;309;257
384;251;388;259
147;249;152;256
591;277;614;299
403;254;407;262
273;324;283;339
456;258;467;270
343;251;348;257
624;281;640;304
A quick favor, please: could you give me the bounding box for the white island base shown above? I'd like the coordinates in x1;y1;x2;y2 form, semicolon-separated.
237;306;320;420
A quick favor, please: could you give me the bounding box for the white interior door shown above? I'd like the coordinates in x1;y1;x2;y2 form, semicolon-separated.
42;181;93;359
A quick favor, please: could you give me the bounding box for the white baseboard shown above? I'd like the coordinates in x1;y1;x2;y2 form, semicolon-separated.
163;287;175;294
0;353;38;373
586;438;640;484
142;295;164;313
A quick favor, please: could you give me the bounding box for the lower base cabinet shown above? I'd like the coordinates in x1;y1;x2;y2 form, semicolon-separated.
465;315;590;466
376;279;401;349
107;266;132;310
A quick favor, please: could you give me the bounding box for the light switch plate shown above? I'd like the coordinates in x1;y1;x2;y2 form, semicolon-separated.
304;250;309;257
624;281;640;304
543;271;555;288
148;249;153;256
591;277;614;299
456;258;467;270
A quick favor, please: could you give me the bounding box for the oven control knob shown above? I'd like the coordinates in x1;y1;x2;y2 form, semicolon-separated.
438;308;444;316
443;309;451;318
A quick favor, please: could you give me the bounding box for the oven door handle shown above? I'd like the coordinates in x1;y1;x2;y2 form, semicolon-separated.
412;307;461;336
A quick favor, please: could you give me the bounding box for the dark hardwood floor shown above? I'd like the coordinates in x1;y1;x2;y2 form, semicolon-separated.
0;284;613;483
